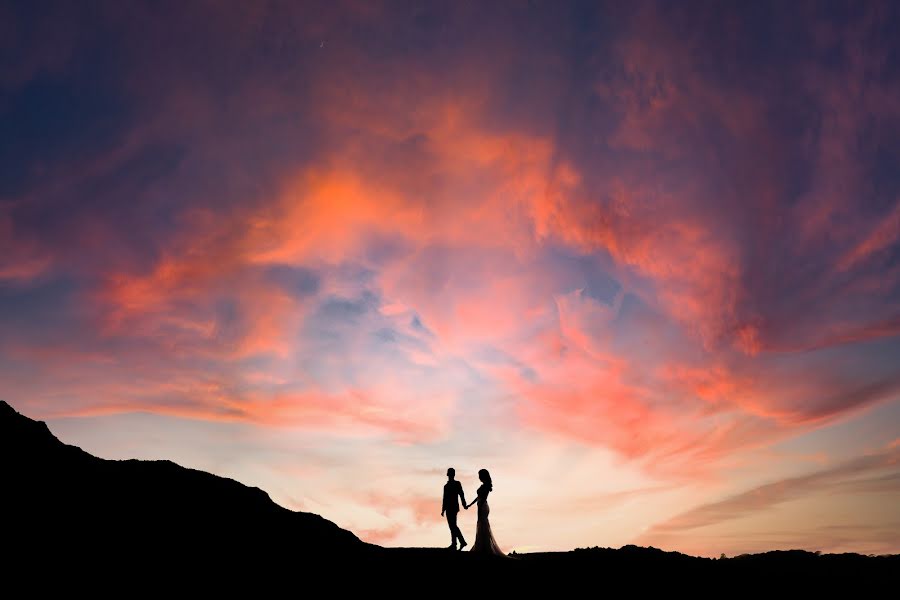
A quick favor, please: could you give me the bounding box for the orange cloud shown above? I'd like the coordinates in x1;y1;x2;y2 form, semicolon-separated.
4;1;897;495
32;385;452;443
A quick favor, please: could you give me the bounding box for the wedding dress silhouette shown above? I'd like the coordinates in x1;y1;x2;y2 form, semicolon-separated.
467;469;505;556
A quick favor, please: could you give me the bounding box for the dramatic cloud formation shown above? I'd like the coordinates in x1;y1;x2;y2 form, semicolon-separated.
1;1;898;555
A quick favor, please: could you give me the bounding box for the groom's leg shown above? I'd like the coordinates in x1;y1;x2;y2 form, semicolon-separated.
456;524;466;546
451;511;466;546
447;511;460;546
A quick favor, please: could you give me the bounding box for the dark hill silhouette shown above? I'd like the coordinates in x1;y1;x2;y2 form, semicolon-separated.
2;400;896;589
0;400;365;568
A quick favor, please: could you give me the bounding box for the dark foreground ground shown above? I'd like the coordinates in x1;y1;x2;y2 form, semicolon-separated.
2;400;895;591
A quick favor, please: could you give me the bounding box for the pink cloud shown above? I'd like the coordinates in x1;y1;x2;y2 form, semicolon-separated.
1;4;897;555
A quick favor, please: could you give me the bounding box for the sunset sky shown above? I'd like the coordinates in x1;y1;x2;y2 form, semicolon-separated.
2;1;899;556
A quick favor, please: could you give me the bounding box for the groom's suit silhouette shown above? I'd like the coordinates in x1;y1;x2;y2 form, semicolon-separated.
441;468;467;550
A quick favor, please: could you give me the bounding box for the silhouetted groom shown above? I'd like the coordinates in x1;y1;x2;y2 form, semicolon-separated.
441;467;468;550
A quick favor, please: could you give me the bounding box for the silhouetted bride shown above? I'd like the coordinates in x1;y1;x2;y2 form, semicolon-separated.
465;469;505;556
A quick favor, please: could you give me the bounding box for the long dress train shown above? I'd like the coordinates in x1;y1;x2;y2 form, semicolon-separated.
470;488;505;556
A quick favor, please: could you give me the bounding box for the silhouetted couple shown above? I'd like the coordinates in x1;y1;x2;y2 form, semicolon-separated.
441;468;504;556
